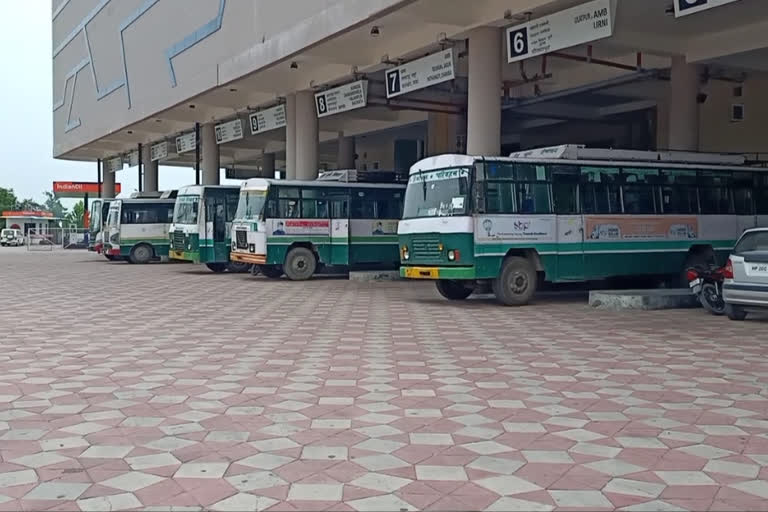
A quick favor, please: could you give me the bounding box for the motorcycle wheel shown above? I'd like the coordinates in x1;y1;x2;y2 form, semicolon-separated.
700;283;725;315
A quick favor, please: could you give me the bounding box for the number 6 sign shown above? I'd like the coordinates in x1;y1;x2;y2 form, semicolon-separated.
507;27;529;60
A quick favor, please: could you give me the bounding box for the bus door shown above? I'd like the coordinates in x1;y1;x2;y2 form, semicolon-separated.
206;190;229;260
553;167;586;280
328;190;350;265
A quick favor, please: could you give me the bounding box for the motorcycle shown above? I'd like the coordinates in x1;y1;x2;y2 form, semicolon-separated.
686;265;726;315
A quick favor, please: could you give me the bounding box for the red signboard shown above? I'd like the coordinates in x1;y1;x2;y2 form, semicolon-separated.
1;210;54;218
53;181;122;198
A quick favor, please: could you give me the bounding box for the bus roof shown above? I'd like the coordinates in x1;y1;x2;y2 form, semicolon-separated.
240;178;405;191
110;198;176;205
177;185;241;196
409;147;763;175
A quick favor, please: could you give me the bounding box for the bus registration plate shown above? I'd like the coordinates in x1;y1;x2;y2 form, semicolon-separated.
405;267;438;279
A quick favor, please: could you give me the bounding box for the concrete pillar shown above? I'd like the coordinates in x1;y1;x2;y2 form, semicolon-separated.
285;94;297;180
102;169;116;198
337;132;355;169
668;55;700;151
428;112;459;156
200;123;220;185
295;90;319;180
141;145;159;192
466;27;501;156
262;153;275;177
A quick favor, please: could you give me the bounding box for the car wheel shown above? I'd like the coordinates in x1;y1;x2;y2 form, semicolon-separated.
725;303;748;321
260;265;283;279
205;263;227;273
492;256;537;306
129;244;153;264
435;280;474;300
283;247;317;281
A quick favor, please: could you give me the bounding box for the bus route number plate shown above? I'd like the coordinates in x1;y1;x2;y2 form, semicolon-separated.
406;267;438;279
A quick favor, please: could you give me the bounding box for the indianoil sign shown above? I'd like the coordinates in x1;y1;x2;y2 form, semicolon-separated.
53;182;122;198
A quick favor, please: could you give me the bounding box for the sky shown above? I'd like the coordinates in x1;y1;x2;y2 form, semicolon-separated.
0;2;229;209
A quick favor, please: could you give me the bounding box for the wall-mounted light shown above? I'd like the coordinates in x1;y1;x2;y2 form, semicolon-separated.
370;26;380;37
290;61;298;70
155;119;162;123
127;130;133;134
189;104;196;109
229;88;238;92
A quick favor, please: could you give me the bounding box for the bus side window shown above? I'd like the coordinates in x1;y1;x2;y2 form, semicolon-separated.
661;169;698;214
699;171;734;214
733;172;754;215
516;164;550;214
581;166;620;214
551;166;579;214
755;174;768;214
621;168;661;214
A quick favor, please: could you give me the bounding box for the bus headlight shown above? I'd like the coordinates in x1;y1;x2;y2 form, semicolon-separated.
401;245;409;260
448;250;459;261
232;242;236;251
249;244;255;253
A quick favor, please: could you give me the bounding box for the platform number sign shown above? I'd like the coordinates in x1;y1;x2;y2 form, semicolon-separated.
507;26;529;60
316;94;328;116
386;69;401;96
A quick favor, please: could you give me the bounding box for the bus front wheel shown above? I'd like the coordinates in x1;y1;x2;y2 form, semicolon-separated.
206;263;227;273
260;265;283;279
130;244;153;264
436;280;474;300
493;256;537;306
227;262;251;273
284;247;316;281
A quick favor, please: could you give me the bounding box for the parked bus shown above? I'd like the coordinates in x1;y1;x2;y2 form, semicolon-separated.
89;199;113;257
398;145;768;305
104;198;175;263
169;185;249;272
230;178;405;280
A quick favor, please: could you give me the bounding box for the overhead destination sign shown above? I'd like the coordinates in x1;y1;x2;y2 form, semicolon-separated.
249;104;286;134
176;132;196;154
385;49;455;98
126;150;139;167
105;156;123;173
674;0;740;17
506;0;614;63
315;80;368;118
215;119;244;144
150;141;168;161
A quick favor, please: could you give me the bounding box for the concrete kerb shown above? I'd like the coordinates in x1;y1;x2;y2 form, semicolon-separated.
589;289;699;311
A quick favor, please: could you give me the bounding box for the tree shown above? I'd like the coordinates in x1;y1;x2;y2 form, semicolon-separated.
42;191;67;219
0;187;17;228
16;198;43;211
65;200;85;228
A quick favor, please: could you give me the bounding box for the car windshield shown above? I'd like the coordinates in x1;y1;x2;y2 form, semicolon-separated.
734;231;768;254
173;195;200;224
402;167;471;219
1;229;13;237
235;190;267;221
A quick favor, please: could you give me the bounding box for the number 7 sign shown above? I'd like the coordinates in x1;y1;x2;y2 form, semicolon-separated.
386;69;401;96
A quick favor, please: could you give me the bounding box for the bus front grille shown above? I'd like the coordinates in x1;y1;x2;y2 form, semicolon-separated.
235;230;248;249
172;230;186;251
411;236;443;261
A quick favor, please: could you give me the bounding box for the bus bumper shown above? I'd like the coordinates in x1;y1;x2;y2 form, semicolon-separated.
107;247;120;256
400;266;475;280
169;250;198;263
230;252;266;265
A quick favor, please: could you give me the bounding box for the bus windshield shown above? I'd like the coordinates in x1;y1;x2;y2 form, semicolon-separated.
173;195;200;225
403;167;470;219
235;190;267;220
89;202;102;233
107;207;119;228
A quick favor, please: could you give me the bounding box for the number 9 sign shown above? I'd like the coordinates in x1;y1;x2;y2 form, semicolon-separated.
507;27;529;61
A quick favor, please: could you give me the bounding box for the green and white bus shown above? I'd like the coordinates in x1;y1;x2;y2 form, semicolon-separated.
88;199;106;253
399;145;768;305
230;178;404;280
104;198;175;263
169;185;249;272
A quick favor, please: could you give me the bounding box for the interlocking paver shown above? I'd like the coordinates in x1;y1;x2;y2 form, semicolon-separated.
3;249;768;510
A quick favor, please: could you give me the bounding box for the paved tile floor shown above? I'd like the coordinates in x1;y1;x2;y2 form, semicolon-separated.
2;248;768;511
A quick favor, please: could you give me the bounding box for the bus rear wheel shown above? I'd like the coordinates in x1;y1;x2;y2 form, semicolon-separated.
493;256;537;306
227;262;251;273
260;265;283;279
284;247;316;281
206;263;227;273
436;280;474;300
130;244;153;264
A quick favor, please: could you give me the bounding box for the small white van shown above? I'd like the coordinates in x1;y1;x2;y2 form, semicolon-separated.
0;228;24;246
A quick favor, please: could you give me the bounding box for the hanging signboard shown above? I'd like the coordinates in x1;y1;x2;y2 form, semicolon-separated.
249;104;286;135
176;132;196;154
674;0;740;17
105;156;123;173
506;0;614;63
385;49;455;99
150;141;168;161
126;150;140;167
315;80;368;118
215;119;244;144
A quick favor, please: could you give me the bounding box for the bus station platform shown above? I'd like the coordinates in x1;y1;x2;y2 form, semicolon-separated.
2;248;768;511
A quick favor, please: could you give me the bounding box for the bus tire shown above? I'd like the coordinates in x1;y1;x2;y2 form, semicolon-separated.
493;256;537;306
260;265;283;279
105;254;116;261
227;262;251;273
129;244;153;264
435;280;474;300
284;247;316;281
206;262;227;273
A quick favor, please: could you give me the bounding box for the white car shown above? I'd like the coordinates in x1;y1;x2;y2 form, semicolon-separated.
723;227;768;320
0;228;24;246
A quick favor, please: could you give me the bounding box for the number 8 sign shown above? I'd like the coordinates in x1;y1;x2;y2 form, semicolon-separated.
507;27;529;61
315;94;328;116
